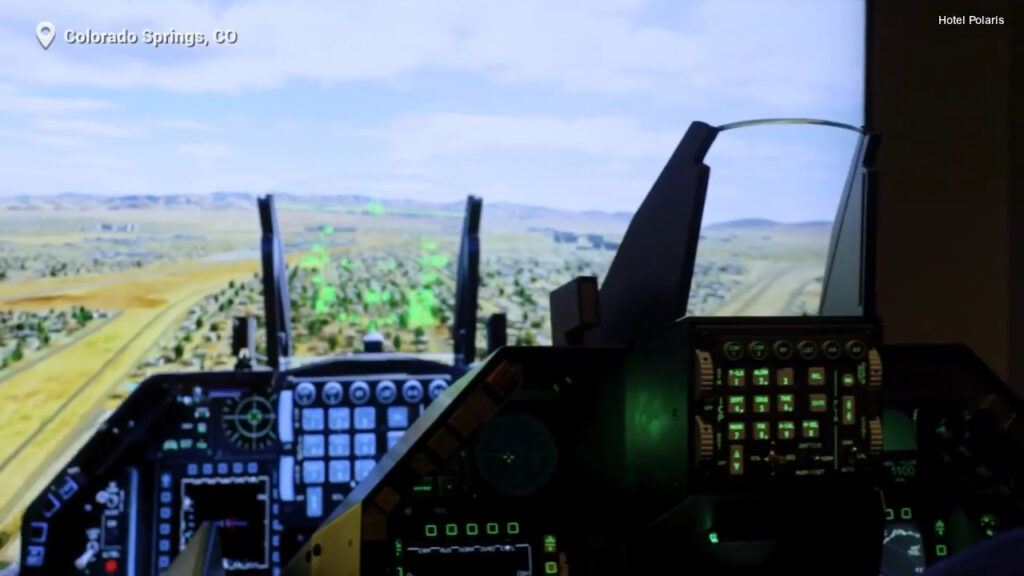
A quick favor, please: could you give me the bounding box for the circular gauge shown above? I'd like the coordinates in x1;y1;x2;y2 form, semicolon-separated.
475;413;558;497
221;394;277;450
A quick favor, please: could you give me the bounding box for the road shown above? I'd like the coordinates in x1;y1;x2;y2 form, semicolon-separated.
714;262;822;316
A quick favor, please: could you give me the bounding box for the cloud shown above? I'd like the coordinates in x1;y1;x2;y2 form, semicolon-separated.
178;142;233;159
0;84;113;114
0;0;863;108
34;118;144;138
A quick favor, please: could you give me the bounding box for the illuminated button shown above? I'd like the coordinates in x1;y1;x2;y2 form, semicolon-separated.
387;406;409;429
809;394;828;413
777;394;795;412
546;561;559;574
802;420;821;438
753;421;770;440
778;421;796;440
328;434;351;457
302;435;325;458
187;463;198;475
841;396;856;425
807;367;826;386
354;433;377;457
777;367;794;387
729;445;744;475
354;406;376;430
748;341;769;361
797;340;817;360
486;523;499;535
822;340;842;360
727;422;746;440
935;544;948;557
157;556;170;569
159;539;170;552
294;382;317;406
544;535;557;553
446;524;458;536
328;461;351;484
279;456;295;501
753;395;771;414
727;368;745;387
302;461;325;484
402;380;424;403
467;523;479;536
386;431;404;449
842;373;856;387
216;462;228;475
723;341;744;360
846;340;866;359
321;382;343;405
900;507;913;520
232;462;243;474
278;391;295;443
752;368;770;386
348;381;371;405
202;463;213;475
727;396;746;415
376;380;397;404
428;379;449;400
885;508;894;520
354;459;375;481
425;524;438;537
774;340;793;359
159;523;170;535
507;522;520;534
301;408;325;431
305;487;323;517
327;407;350;431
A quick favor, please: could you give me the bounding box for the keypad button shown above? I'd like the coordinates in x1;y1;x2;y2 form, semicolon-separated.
302;461;325;484
294;382;316;406
822;340;841;359
777;394;795;412
723;342;744;361
387;431;404;449
748;341;768;361
728;446;744;475
753;421;771;440
727;368;745;387
428;379;449;400
797;340;818;360
376;380;397;404
727;396;746;415
301;408;325;431
774;340;793;359
328;460;351;484
778;421;796;440
807;367;826;386
752;395;771;414
846;340;866;359
776;367;794;387
327;407;350;431
302;435;325;458
305;487;323;517
354;407;376;430
841;373;856;387
402;380;424;403
354;433;377;457
802;420;821;438
809;394;828;413
349;381;371;405
841;396;856;425
727;422;746;441
328;434;351;457
751;368;770;386
387;406;409;429
354;459;376;482
321;382;343;405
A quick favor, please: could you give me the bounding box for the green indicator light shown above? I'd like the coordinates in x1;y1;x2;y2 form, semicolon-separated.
900;507;912;520
708;531;719;544
936;544;948;557
544;535;557;553
884;508;894;521
486;523;499;535
466;523;479;536
394;539;403;557
507;522;520;534
545;561;558;574
425;524;437;537
934;520;946;536
445;524;458;536
728;423;744;431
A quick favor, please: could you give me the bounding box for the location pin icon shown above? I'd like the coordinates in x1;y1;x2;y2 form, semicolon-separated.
36;21;55;50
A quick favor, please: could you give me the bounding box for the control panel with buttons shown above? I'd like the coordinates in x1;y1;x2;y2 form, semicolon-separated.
281;374;451;519
689;318;883;490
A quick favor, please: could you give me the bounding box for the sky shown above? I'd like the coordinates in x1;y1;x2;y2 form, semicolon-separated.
0;0;865;223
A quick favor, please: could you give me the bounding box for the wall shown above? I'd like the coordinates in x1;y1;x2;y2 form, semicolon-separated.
869;1;1013;388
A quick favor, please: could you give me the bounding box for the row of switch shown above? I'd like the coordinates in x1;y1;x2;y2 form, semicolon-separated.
726;367;857;388
293;378;449;407
722;339;866;362
299;405;414;432
725;394;856;416
299;430;405;459
178;461;260;478
725;420;822;441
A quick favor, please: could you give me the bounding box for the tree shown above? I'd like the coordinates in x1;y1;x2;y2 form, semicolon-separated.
195;317;204;329
229;280;236;289
414;326;426;339
326;334;340;350
392;334;402;351
174;342;185;360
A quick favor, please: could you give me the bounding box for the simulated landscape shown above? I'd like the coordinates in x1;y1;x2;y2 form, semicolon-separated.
0;192;831;560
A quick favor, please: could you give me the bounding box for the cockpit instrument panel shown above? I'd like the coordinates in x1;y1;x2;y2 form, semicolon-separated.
18;358;460;575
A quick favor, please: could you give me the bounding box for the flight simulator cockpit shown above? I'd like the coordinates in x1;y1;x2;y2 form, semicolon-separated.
13;119;1024;575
